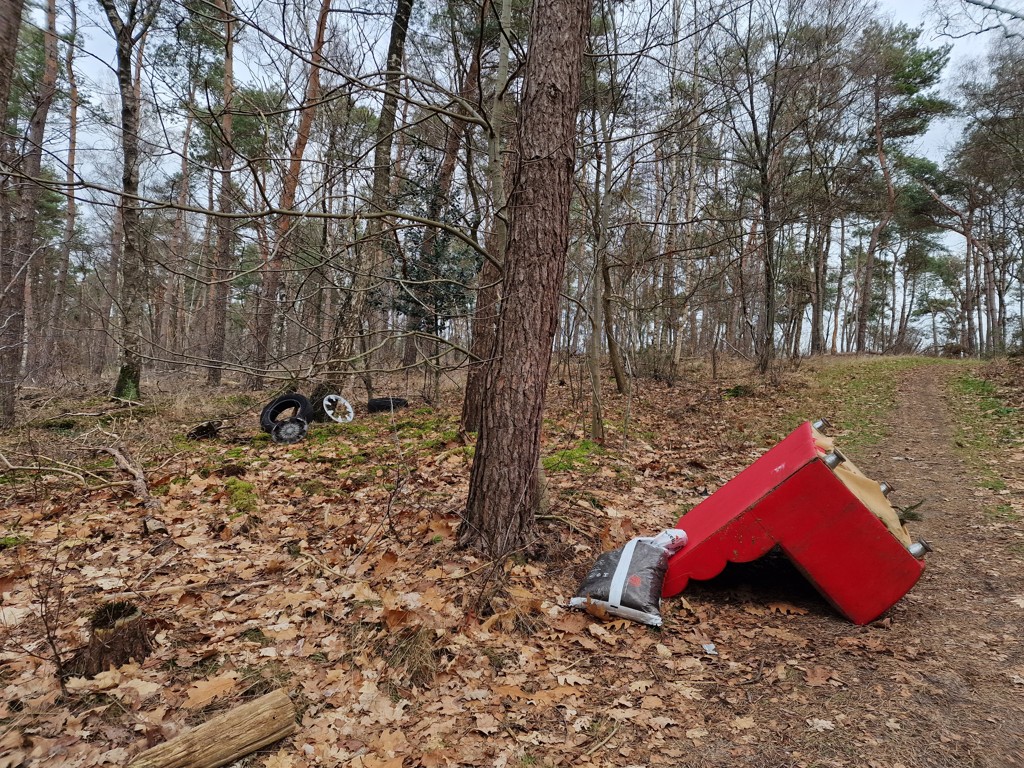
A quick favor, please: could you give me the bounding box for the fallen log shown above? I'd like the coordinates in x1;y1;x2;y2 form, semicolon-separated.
127;688;296;768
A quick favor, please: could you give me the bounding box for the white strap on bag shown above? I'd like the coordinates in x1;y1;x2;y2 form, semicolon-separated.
607;537;644;609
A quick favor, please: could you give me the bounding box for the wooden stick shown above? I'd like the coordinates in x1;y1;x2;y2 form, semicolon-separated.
128;688;296;768
99;445;162;511
103;578;274;602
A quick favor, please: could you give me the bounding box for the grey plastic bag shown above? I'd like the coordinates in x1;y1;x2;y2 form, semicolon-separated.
570;529;687;626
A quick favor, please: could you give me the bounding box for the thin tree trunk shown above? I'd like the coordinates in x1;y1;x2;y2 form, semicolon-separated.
334;0;414;395
207;0;234;385
587;241;605;442
39;0;78;376
249;0;332;389
856;89;896;354
403;36;481;367
462;0;511;433
98;0;158;400
831;217;846;355
1;0;56;425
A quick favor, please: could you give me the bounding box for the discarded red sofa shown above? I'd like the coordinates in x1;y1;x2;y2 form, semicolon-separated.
662;421;929;624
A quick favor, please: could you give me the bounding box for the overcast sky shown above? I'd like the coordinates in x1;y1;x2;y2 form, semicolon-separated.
874;0;996;160
879;0;931;25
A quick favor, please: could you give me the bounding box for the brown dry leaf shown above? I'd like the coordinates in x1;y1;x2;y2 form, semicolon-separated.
587;623;617;645
183;671;238;709
262;750;296;768
685;727;709;743
493;685;529;700
549;612;589;634
420;751;458;768
767;601;809;615
372;729;409;753
607;706;639;721
731;716;756;731
375;552;399;578
580;599;612;622
473;713;500;735
383;608;413;630
555;672;592;686
114;678;163;704
480;609;515;632
762;626;809;647
357;680;409;723
0;731;23;753
804;665;834;687
0;605;33;627
641;695;665;710
529;686;578;705
807;718;836;732
65;669;122;693
359;757;404;768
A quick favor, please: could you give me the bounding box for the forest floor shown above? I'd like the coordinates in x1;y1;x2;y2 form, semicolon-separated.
1;355;1024;767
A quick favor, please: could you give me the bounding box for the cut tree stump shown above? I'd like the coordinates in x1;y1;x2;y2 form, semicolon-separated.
70;601;152;678
127;688;297;768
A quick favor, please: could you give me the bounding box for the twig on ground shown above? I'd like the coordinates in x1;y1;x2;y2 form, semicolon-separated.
98;445;162;511
584;721;620;756
296;552;345;578
103;579;275;602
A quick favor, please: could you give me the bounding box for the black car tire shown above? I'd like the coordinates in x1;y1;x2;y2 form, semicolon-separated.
367;396;409;414
260;393;314;433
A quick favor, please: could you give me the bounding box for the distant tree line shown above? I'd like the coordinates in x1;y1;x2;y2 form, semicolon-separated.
0;0;1019;410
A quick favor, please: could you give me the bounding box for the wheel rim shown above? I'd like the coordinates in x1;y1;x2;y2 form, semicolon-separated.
322;394;354;423
271;417;308;444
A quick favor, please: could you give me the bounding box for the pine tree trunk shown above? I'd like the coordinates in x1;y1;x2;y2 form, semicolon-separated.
98;0;157;400
460;0;591;558
207;0;234;386
1;0;56;425
40;0;77;377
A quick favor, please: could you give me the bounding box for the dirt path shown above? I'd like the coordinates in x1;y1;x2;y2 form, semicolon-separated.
864;364;1024;767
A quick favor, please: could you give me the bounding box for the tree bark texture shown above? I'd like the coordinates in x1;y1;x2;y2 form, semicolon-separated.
207;0;234;386
127;688;296;768
70;601;152;678
0;0;24;122
39;0;79;376
461;0;512;434
0;0;27;426
99;0;158;400
5;0;57;416
460;0;591;557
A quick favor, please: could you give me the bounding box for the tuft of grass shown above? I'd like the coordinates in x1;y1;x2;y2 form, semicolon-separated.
0;534;29;550
225;477;258;513
948;372;1023;522
238;627;272;646
770;357;944;453
378;627;441;689
723;384;755;398
986;503;1021;523
542;440;603;473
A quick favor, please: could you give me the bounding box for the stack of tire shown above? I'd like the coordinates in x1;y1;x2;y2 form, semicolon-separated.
259;393;313;444
260;390;408;444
